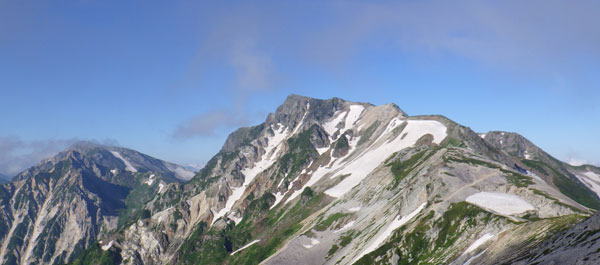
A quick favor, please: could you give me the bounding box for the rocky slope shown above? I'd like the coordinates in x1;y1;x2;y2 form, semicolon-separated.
0;142;193;265
508;207;600;265
62;94;600;265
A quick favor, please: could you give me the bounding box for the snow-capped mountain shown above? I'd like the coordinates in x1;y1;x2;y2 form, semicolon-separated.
3;95;600;265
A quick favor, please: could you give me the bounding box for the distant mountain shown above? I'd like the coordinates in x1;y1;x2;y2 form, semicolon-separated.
4;95;600;265
0;141;194;265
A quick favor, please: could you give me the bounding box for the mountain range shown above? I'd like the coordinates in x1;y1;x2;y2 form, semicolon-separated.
2;94;600;265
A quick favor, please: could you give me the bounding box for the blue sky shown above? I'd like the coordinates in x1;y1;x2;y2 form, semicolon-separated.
1;0;599;175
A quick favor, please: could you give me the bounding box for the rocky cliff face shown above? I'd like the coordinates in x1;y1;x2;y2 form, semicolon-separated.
63;95;598;265
0;142;193;265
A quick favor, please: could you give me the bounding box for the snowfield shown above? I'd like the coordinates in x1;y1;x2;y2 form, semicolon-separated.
341;105;364;135
465;192;535;215
144;174;156;186
325;119;447;197
465;233;495;253
323;110;347;138
575;171;600;197
110;151;137;172
101;240;114;251
230;240;260;255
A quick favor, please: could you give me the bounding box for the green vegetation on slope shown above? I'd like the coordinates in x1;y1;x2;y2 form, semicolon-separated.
67;243;121;265
386;150;434;188
445;154;534;187
523;159;600;210
355;202;501;265
176;187;329;265
279;126;319;178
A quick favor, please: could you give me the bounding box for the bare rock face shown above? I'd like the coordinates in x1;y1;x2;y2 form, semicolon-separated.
5;95;600;265
0;142;193;265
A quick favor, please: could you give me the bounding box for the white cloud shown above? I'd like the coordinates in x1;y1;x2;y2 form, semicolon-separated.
172;110;248;139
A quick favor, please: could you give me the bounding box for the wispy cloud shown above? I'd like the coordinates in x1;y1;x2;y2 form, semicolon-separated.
0;137;77;176
172;0;600;139
0;136;120;177
172;110;248;139
171;4;278;139
307;0;600;74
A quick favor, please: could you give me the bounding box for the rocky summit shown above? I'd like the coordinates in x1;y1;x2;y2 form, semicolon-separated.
2;95;600;265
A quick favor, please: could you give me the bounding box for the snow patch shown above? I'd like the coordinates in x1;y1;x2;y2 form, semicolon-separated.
144;174;156;186
465;233;495;253
302;238;320;249
340;105;364;134
158;182;166;193
325;120;447;197
110;151;137;172
270;192;285;210
463;250;486;265
575;171;600;197
231;240;260;255
524;150;532;160
354;203;426;262
465;192;535;215
336;221;355;232
110;169;118;175
323;110;347;138
101;240;114;251
316;146;330;155
347;206;361;212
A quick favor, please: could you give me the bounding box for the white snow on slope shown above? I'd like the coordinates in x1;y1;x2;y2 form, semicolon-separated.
284;118;446;204
110;151;137;172
302;238;320;249
348;206;361;212
101;240;114;251
575;171;600;197
270;192;285;210
341;105;364;135
463;251;486;265
354;202;427;262
465;233;495;253
230;240;260;255
158;183;166;193
465;192;535;215
336;221;355;232
325;120;447;197
144;174;156;186
323;110;347;138
212;124;289;224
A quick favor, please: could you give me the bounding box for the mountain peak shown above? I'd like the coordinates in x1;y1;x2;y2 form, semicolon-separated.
67;140;111;152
